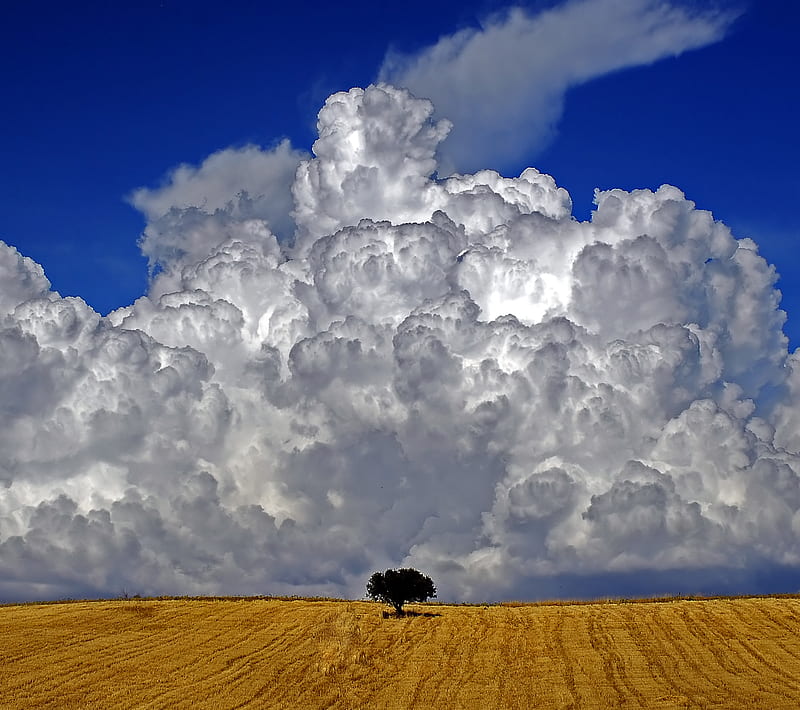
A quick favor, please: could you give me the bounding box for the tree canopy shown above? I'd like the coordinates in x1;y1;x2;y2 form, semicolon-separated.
366;568;436;615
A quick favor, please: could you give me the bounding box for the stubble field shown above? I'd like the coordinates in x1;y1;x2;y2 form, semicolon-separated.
2;595;800;708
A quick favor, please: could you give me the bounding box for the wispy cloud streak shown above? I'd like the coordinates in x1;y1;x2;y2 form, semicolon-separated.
380;0;740;172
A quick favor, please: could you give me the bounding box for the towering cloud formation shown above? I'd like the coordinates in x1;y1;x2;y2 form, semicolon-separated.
2;83;799;603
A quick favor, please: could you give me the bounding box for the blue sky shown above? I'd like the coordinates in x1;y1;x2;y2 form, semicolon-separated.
4;0;800;603
1;0;798;342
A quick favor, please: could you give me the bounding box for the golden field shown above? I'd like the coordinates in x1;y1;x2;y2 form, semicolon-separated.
2;595;800;709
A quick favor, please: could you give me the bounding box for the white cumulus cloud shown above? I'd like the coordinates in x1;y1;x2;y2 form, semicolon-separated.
130;139;308;282
2;81;799;604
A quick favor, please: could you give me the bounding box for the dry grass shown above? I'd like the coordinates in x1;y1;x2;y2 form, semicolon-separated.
2;596;800;708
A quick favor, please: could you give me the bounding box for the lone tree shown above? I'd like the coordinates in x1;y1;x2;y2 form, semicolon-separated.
366;568;436;616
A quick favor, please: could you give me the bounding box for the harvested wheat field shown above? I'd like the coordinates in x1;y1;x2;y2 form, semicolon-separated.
2;596;800;709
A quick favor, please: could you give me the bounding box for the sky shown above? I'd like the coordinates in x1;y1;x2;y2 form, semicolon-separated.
2;0;798;342
1;0;800;603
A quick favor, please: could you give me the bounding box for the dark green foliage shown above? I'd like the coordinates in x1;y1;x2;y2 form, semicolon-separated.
366;568;436;615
